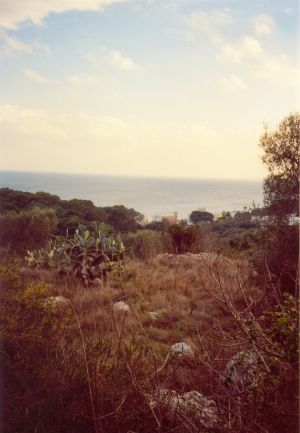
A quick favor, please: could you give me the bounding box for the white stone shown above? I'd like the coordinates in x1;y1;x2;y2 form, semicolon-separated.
223;350;259;387
45;296;69;306
93;278;103;287
171;342;194;359
113;301;130;312
150;388;219;429
148;311;158;320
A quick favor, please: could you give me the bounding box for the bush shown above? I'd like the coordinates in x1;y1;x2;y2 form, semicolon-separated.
252;221;299;295
0;208;58;254
0;264;90;433
0;264;158;433
123;230;171;260
168;224;202;254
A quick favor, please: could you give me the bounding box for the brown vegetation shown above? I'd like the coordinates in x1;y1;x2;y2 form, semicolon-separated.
1;244;298;433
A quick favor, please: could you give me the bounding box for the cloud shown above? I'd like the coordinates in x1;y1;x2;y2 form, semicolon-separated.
183;9;233;43
253;54;299;87
0;31;48;56
218;34;298;89
0;104;68;140
23;68;48;83
68;75;95;85
218;36;263;64
0;0;128;29
0;104;219;177
220;73;247;91
109;50;139;71
252;14;275;36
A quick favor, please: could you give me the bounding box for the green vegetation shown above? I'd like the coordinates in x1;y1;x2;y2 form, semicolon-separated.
0;188;143;235
0;207;58;254
123;230;171;260
190;210;214;223
260;112;299;218
26;222;125;286
255;113;299;293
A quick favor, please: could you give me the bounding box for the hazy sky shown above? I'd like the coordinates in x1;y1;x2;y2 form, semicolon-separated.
0;0;299;179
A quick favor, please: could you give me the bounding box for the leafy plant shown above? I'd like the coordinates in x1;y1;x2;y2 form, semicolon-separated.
26;222;125;286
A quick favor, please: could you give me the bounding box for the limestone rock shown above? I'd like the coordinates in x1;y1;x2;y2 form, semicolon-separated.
223;350;259;387
45;296;69;306
113;301;130;312
150;388;219;429
148;311;158;320
171;342;194;359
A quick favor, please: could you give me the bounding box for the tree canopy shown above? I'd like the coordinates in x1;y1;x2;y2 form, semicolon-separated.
257;112;299;294
260;113;300;218
0;188;143;234
190;210;214;223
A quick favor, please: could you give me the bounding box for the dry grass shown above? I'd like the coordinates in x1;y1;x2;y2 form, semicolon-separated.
9;253;296;433
20;252;261;370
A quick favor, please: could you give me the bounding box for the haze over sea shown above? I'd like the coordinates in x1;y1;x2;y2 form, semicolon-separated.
0;171;263;220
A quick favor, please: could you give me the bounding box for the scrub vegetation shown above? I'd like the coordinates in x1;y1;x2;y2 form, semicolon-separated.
0;113;299;433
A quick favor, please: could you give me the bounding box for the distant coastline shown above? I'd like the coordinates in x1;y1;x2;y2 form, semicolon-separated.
0;170;263;220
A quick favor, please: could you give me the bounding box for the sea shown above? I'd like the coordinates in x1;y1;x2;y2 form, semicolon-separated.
0;171;263;220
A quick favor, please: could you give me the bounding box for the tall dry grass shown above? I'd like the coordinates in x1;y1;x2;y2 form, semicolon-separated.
20;252;260;383
5;252;297;433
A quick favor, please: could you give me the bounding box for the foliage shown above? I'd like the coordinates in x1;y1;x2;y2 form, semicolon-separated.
0;207;58;254
190;210;214;223
240;293;299;433
0;188;144;235
260;112;300;218
0;264;88;433
0;264;158;433
168;223;202;254
144;219;170;232
255;112;300;293
123;230;171;260
261;293;298;362
26;222;125;286
103;204;143;232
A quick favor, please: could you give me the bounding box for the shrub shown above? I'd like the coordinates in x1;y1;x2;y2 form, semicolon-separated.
0;208;58;254
168;224;202;254
0;264;158;433
123;230;170;260
0;264;90;433
26;223;125;286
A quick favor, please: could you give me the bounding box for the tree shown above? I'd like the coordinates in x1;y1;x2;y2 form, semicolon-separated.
260;113;300;218
103;205;143;232
168;224;202;254
256;112;299;294
190;210;214;224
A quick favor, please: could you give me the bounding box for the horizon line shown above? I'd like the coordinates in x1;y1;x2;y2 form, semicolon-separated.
0;169;264;183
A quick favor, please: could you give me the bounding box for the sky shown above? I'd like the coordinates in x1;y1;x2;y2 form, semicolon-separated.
0;0;299;180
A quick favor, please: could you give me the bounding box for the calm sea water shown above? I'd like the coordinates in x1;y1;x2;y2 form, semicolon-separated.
0;171;263;220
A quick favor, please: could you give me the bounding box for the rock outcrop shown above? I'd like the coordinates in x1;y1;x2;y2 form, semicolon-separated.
171;342;194;359
223;350;259;387
150;388;219;430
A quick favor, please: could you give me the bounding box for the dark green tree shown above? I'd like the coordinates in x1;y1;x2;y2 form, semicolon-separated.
256;112;299;294
260;112;300;218
168;224;202;254
190;210;214;224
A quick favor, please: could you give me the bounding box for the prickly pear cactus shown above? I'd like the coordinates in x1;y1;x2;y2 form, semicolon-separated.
25;222;125;286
